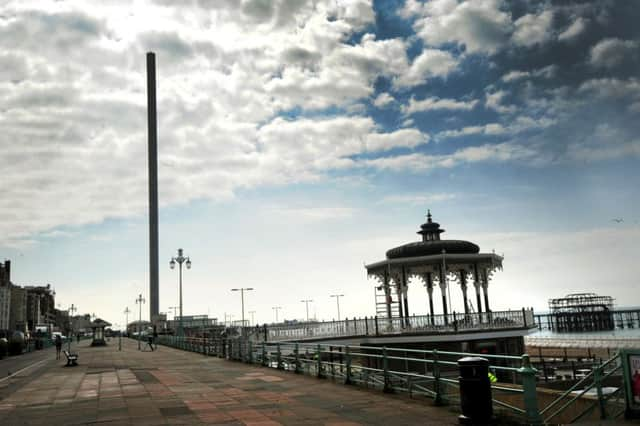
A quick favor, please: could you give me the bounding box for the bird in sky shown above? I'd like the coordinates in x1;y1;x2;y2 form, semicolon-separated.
611;218;623;223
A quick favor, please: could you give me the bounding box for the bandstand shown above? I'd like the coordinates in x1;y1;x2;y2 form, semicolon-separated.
366;211;502;325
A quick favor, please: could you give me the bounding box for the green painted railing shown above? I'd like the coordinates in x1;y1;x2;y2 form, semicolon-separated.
156;335;625;424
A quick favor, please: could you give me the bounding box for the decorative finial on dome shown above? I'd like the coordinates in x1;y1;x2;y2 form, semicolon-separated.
427;209;432;223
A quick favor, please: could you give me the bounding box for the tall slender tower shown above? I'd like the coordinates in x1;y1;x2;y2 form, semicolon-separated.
147;52;159;319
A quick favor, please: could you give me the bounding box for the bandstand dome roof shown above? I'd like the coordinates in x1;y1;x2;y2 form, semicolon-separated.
386;240;479;259
385;210;480;259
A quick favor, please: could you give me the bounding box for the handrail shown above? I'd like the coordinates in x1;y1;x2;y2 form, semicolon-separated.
156;334;625;425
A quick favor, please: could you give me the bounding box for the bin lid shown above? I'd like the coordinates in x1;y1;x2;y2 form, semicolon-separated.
458;356;489;366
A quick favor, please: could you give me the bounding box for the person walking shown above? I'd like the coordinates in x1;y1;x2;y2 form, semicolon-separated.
55;335;62;360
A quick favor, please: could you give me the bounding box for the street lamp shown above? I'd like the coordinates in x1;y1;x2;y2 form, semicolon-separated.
135;294;145;350
300;299;313;322
272;306;282;323
124;307;131;337
68;304;77;352
330;294;344;321
170;248;191;335
231;288;253;327
248;310;256;326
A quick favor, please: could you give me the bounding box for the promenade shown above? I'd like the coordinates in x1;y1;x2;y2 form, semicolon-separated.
0;338;458;425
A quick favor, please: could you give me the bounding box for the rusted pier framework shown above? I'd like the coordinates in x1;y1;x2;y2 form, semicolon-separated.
546;293;614;332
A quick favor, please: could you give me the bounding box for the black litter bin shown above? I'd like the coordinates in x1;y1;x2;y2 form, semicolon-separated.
458;356;493;424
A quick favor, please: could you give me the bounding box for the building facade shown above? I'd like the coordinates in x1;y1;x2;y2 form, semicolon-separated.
0;261;11;330
10;285;27;332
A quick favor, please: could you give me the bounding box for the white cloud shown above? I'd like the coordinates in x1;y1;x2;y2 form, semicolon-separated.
372;92;395;108
402;96;477;114
502;70;530;82
393;48;457;88
436;115;555;139
406;0;513;54
485;90;517;114
361;142;538;172
578;78;640;99
378;193;456;205
364;128;429;152
511;9;554;47
558;17;588;42
589;38;639;69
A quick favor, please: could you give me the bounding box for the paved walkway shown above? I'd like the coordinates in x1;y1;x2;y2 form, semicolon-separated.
0;338;458;425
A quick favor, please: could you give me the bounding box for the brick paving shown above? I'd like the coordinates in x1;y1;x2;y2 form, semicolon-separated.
0;338;458;425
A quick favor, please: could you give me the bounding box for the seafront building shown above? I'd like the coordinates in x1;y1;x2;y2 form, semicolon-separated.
0;259;66;335
0;261;11;330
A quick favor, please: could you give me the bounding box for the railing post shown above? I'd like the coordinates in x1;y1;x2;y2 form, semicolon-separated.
375;316;379;336
294;343;301;374
594;365;606;419
276;343;283;369
248;341;253;364
261;342;267;367
522;307;527;327
365;316;369;335
519;354;543;425
383;347;391;393
453;311;458;332
345;346;352;385
433;349;444;405
316;344;323;378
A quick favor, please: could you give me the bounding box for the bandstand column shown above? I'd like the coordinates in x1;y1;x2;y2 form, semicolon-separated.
424;273;435;325
473;264;483;314
402;266;410;326
383;269;392;320
439;263;448;325
459;270;469;315
394;275;404;320
482;268;491;313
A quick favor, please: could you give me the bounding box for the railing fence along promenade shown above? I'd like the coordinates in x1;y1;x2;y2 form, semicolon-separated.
246;308;535;343
156;335;625;424
156;316;626;424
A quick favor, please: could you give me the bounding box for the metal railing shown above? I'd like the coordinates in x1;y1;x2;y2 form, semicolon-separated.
157;335;545;423
245;308;535;343
156;334;627;424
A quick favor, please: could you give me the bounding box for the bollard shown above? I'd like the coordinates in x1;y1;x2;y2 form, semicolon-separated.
458;356;493;424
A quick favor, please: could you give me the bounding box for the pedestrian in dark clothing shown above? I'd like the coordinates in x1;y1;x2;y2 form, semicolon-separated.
55;335;62;360
76;334;80;344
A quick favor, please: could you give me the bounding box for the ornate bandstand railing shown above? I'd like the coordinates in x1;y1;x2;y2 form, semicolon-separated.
245;308;535;343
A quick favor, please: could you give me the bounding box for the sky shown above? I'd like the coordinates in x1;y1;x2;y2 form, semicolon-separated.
1;0;639;328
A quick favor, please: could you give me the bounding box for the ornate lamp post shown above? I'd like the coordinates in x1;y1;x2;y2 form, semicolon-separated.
330;294;344;321
124;307;131;336
300;299;313;322
135;294;145;350
68;304;77;352
231;288;253;327
170;248;191;335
